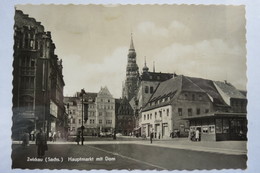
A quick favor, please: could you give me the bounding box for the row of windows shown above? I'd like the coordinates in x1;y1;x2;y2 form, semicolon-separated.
20;57;35;68
149;97;171;106
178;108;209;116
182;93;203;101
97;105;114;109
89;119;95;124
118;121;132;126
99;98;111;103
70;119;113;125
106;120;112;124
143;109;169;120
69;111;113;117
99;112;113;117
88;105;95;109
15;33;43;52
144;86;154;94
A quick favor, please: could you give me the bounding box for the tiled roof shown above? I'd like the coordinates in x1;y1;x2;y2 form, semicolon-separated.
64;97;79;106
115;98;134;116
186;76;226;105
84;92;97;99
143;75;232;112
214;81;246;99
150;76;181;101
140;71;173;82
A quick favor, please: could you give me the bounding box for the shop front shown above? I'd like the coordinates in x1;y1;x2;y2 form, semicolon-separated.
185;113;247;141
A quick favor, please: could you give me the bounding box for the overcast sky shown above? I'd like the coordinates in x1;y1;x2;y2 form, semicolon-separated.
17;5;247;98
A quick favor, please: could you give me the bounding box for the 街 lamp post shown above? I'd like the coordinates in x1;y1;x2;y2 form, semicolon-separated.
80;89;86;145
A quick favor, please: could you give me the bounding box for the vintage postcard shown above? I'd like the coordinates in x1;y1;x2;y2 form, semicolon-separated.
11;4;247;170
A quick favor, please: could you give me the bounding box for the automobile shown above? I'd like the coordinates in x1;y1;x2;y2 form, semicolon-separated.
99;132;106;137
116;133;123;137
99;132;112;137
105;132;112;137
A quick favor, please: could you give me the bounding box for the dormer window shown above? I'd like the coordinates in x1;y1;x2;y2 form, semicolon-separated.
145;86;149;93
150;86;154;93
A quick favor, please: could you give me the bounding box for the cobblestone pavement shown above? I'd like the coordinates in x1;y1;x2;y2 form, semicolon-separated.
12;142;247;170
13;136;247;155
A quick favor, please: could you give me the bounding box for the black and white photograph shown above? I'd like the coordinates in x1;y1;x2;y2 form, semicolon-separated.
10;4;249;170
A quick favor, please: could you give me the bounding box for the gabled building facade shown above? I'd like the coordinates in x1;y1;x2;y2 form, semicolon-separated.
140;75;247;141
12;10;65;140
115;98;135;136
132;61;173;136
65;87;115;136
96;87;116;134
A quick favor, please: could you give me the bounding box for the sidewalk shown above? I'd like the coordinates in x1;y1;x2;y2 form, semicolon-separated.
12;138;247;155
139;139;247;155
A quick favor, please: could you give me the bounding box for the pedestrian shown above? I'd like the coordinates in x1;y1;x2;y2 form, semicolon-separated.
158;132;161;139
195;129;200;142
150;132;154;144
22;130;30;147
49;131;53;141
76;133;80;145
30;130;35;141
52;131;56;142
36;128;48;157
57;131;61;139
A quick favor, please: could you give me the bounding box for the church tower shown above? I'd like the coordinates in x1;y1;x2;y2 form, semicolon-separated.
122;34;139;100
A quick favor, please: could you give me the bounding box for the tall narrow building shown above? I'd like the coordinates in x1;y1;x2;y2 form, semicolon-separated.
122;34;139;100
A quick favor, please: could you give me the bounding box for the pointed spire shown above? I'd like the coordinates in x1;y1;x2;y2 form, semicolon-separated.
142;56;149;72
129;32;135;50
153;61;155;72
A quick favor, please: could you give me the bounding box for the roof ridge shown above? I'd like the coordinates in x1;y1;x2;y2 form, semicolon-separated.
182;76;205;93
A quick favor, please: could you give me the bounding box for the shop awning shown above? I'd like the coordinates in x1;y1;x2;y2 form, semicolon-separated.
182;112;247;120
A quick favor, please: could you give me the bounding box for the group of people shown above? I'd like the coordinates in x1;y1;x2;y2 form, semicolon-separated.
48;130;63;142
189;129;200;141
21;128;48;157
147;129;201;143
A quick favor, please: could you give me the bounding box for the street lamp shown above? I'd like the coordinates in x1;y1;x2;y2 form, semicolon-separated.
80;89;86;145
66;103;72;135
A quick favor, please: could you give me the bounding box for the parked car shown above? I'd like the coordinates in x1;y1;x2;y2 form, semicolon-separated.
99;132;112;137
105;132;112;137
116;133;123;137
99;132;106;137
